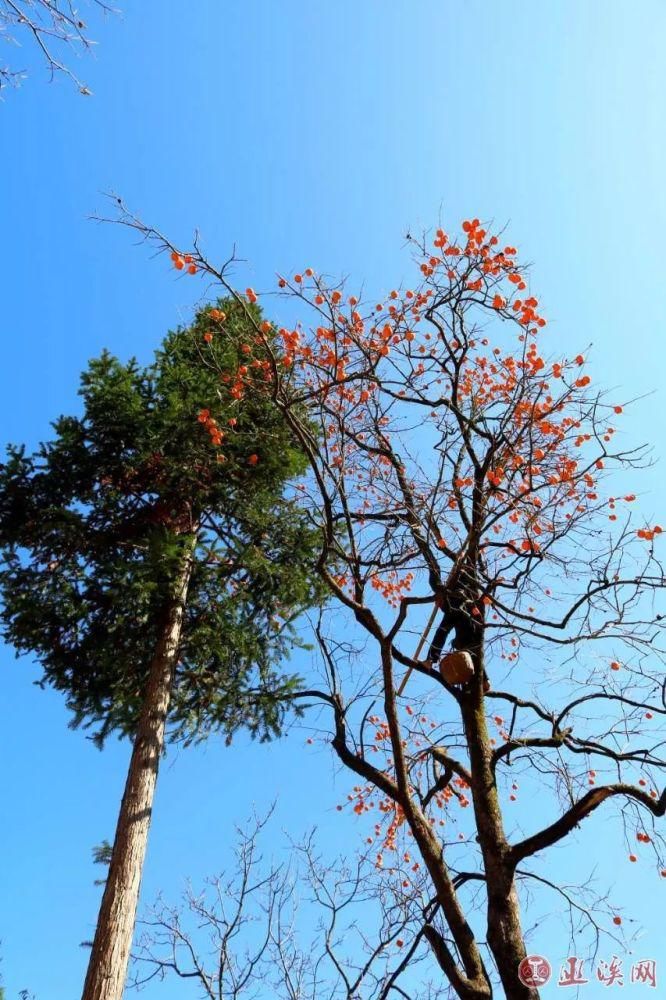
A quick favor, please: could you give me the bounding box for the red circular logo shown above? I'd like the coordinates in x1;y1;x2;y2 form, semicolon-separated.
518;955;552;987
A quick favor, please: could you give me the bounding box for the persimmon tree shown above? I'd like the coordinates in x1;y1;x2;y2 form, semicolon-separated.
0;0;115;92
106;207;666;1000
0;301;322;1000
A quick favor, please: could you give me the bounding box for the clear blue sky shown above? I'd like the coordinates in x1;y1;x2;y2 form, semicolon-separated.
2;2;666;997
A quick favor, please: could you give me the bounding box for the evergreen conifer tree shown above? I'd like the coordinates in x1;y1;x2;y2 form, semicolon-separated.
0;299;322;1000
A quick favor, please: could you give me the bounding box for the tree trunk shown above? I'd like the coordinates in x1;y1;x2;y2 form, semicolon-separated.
460;645;540;1000
486;876;540;1000
81;535;196;1000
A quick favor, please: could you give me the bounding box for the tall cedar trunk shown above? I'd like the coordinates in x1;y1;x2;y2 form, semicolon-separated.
461;646;540;1000
81;535;196;1000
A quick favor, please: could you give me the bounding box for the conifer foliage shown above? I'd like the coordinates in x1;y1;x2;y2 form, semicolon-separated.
0;299;322;1000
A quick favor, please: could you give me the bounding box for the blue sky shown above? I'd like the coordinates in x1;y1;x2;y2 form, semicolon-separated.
2;2;666;997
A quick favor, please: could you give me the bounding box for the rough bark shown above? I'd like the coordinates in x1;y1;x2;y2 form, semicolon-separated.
81;535;196;1000
461;646;540;1000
